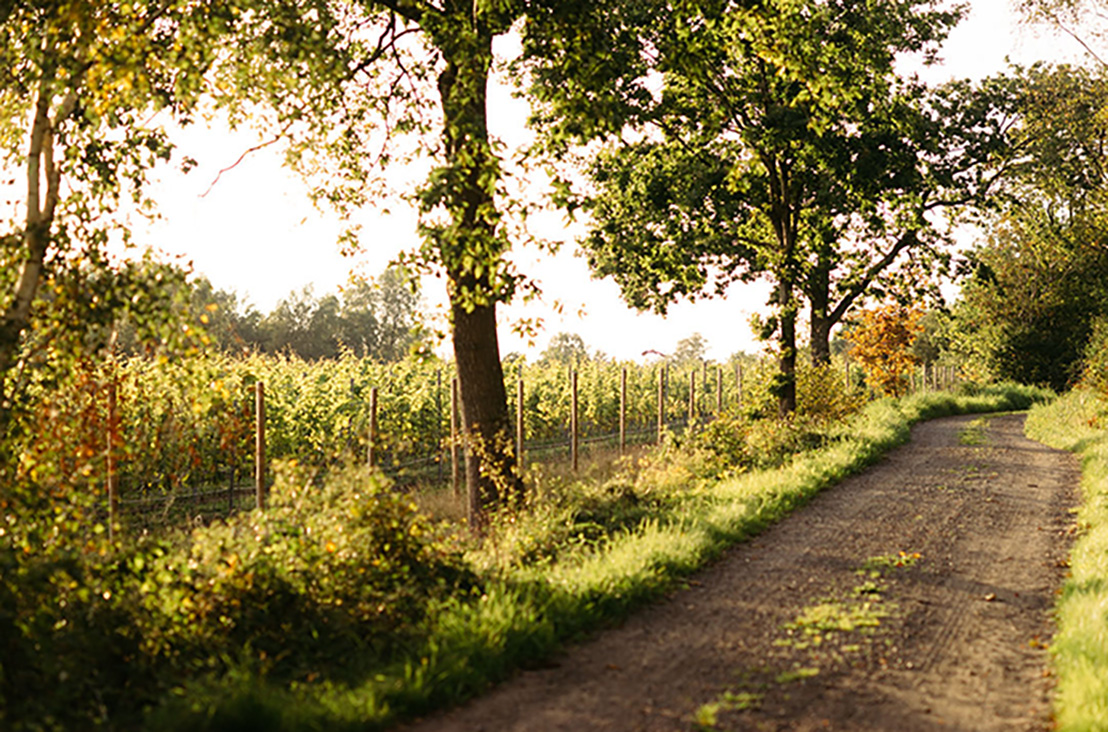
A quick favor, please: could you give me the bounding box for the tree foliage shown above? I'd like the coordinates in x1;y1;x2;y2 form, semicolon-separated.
221;0;538;523
672;333;708;367
539;331;593;366
847;304;923;397
523;0;968;414
0;0;250;448
241;268;426;362
951;64;1108;390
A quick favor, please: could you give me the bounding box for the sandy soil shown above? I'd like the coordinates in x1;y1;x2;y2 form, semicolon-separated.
399;413;1079;732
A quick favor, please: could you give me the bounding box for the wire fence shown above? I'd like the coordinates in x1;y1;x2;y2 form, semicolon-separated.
96;360;960;532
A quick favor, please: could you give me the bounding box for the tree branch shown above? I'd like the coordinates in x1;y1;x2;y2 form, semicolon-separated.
1047;9;1108;68
0;0;16;27
199;122;293;198
828;229;919;324
371;0;433;25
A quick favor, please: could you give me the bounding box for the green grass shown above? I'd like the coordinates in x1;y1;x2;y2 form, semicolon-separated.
253;384;1044;729
957;416;991;445
7;383;1051;732
153;383;1049;731
1025;389;1108;732
698;548;921;727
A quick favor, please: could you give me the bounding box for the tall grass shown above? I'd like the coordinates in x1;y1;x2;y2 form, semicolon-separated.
147;382;1049;731
1025;390;1108;732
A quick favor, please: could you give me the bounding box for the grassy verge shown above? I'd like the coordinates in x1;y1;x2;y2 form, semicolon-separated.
1025;389;1108;732
152;383;1049;732
0;383;1049;732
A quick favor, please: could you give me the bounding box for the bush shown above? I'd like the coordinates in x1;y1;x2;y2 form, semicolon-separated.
0;465;476;731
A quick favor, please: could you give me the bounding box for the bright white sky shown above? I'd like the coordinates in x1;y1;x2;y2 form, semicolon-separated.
137;0;1090;363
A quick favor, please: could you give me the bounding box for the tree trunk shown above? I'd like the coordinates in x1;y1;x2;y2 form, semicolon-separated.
777;279;798;416
765;153;799;416
435;20;522;529
809;315;832;367
0;75;65;427
808;237;833;367
452;299;518;527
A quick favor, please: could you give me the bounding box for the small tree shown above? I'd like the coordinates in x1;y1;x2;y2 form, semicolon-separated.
848;305;923;397
672;333;708;367
0;1;239;437
539;332;591;366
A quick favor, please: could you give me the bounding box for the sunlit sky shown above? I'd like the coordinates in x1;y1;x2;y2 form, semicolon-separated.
137;0;1089;362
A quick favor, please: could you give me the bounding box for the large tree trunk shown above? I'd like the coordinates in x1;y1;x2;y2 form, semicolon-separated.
451;300;518;525
809;312;832;367
0;76;65;427
805;230;921;370
436;20;522;530
777;278;798;416
808;237;833;367
765;154;799;416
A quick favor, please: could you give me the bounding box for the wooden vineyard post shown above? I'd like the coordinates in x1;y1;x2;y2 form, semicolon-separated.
688;370;696;428
450;377;460;498
571;370;579;472
229;400;238;513
367;386;379;469
716;365;723;416
619;366;627;456
736;363;744;407
657;365;666;445
255;381;266;511
701;360;708;421
437;370;444;482
516;377;525;467
106;377;119;540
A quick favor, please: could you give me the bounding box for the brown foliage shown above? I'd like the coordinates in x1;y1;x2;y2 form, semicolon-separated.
848;305;923;397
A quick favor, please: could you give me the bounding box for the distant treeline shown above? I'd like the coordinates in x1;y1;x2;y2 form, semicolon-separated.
116;265;427;362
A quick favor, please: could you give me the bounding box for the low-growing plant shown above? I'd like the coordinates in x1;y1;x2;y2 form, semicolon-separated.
1026;390;1108;732
0;463;476;731
0;382;1050;731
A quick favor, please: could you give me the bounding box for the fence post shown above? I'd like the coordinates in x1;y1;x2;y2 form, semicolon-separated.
229;399;238;513
688;369;696;427
657;365;666;445
737;363;744;407
436;369;444;481
367;386;379;469
571;369;579;472
516;377;525;466
106;377;119;539
716;365;723;416
701;360;707;415
255;381;266;511
620;366;627;456
450;377;460;499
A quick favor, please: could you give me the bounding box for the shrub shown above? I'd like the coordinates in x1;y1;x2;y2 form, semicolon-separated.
0;464;476;731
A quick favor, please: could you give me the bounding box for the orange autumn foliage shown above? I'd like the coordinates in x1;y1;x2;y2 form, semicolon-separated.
848;305;923;397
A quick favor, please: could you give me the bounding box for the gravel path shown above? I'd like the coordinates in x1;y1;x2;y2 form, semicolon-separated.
400;413;1079;731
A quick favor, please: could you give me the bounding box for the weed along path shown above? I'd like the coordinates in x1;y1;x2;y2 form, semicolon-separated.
400;413;1078;732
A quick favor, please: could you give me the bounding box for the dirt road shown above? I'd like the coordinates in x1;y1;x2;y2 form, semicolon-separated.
401;413;1079;731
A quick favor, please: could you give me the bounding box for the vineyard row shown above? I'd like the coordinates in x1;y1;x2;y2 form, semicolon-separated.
25;353;959;530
